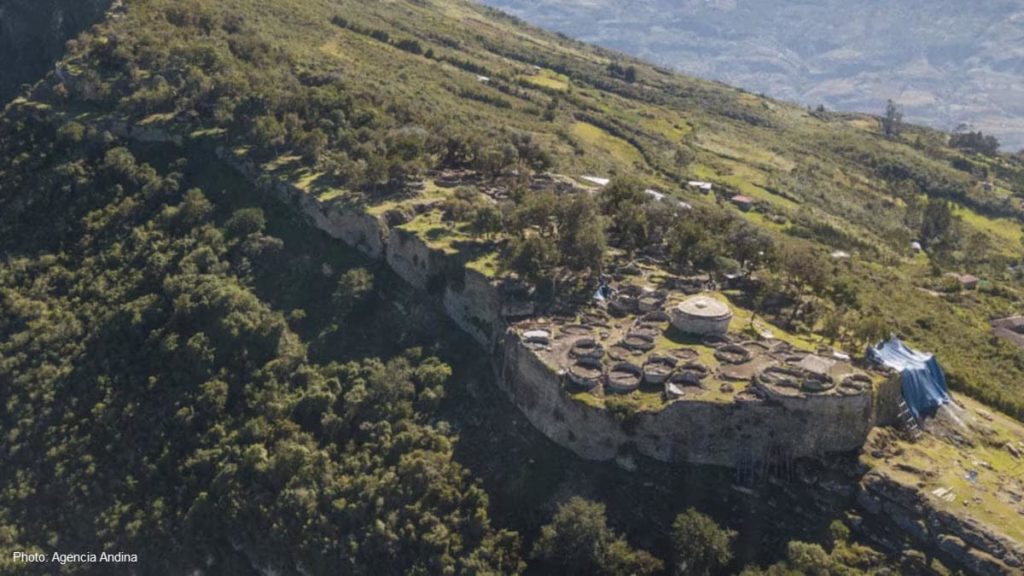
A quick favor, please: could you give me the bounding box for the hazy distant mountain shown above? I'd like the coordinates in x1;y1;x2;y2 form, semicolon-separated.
483;0;1024;150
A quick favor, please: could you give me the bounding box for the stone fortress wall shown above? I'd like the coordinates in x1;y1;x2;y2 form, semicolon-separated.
77;108;892;468
503;333;878;467
217;156;892;468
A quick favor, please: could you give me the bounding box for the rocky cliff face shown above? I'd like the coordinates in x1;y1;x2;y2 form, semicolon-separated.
0;0;113;103
858;470;1024;575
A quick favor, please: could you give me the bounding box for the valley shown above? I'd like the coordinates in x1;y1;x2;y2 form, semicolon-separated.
484;0;1024;151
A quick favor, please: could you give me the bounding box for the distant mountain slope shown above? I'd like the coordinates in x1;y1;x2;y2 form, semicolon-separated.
0;0;113;103
483;0;1024;150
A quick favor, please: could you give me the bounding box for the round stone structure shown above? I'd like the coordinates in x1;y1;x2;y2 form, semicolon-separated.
670;296;733;336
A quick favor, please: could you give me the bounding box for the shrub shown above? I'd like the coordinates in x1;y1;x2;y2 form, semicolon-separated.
225;207;266;236
395;39;423;55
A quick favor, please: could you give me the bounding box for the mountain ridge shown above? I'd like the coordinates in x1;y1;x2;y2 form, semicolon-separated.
10;0;1024;419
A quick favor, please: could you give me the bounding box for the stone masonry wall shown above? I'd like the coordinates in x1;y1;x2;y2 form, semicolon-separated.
386;227;442;291
444;267;503;347
501;333;875;467
87;126;885;468
213;150;882;467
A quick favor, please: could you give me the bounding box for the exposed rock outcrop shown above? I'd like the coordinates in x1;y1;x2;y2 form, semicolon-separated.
0;0;114;103
858;471;1024;576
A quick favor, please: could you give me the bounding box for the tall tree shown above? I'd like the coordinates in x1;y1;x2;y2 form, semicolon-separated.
920;197;955;248
532;497;662;576
670;509;736;576
558;193;607;274
600;175;649;255
880;99;903;139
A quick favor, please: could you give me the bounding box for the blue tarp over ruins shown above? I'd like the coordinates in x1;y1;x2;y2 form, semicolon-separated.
868;338;951;420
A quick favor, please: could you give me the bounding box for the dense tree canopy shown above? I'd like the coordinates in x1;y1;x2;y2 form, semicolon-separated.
505;190;606;283
950;131;1000;157
531;497;662;576
0;106;521;575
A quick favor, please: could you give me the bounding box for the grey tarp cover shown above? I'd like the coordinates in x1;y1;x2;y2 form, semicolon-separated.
867;338;950;420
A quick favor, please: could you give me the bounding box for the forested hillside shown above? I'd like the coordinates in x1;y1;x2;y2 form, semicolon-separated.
24;0;1024;416
0;103;525;574
2;0;1024;573
0;84;894;576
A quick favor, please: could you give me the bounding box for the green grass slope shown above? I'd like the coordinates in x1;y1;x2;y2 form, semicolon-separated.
9;0;1024;422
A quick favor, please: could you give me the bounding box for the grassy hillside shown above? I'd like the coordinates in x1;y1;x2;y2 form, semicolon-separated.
25;0;1024;418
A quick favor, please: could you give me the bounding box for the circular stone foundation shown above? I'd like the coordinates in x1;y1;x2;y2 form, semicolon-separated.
570;338;604;360
642;355;677;385
607;345;634;361
567;358;604;390
607;362;642;393
839;373;872;396
714;343;753;365
621;333;656;352
675;361;709;386
671;296;733;336
668;348;700;361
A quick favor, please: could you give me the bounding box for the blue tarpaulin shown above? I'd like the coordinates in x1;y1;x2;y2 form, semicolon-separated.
867;338;951;420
